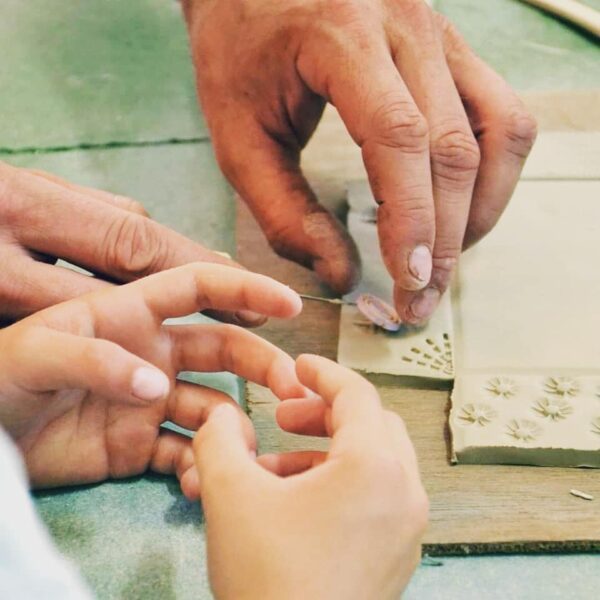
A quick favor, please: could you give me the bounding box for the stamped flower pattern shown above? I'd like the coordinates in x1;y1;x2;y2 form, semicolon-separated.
485;377;517;399
506;419;542;443
458;403;497;426
453;375;600;465
543;377;580;397
533;397;573;421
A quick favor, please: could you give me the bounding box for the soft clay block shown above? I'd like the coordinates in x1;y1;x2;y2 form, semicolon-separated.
450;374;600;467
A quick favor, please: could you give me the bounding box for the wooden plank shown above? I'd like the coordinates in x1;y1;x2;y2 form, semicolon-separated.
238;199;600;554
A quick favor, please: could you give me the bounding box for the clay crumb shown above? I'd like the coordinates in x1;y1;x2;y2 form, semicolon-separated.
421;555;444;567
570;489;594;501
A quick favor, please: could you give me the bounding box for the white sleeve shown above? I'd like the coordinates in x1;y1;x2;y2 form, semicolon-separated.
0;427;93;600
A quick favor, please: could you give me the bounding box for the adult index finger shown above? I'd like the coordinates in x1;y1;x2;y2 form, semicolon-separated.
298;30;435;296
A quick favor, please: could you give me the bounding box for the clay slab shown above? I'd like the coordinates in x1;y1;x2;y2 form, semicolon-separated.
343;133;600;190
451;179;600;466
337;130;600;381
450;374;600;467
521;132;600;180
337;181;454;379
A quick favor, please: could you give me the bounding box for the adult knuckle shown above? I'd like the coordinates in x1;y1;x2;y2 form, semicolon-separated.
433;253;459;274
501;107;538;159
379;194;434;231
326;0;359;18
266;221;294;255
368;98;429;151
430;254;459;290
430;127;480;182
263;220;311;267
396;0;435;34
324;0;373;26
433;12;455;36
105;214;169;278
402;0;432;19
434;12;468;55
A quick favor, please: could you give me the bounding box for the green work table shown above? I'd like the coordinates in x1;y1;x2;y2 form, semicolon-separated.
1;1;598;598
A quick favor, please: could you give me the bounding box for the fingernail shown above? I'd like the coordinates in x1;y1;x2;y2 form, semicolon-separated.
211;403;237;419
131;367;170;402
234;310;266;326
408;245;432;285
409;288;441;323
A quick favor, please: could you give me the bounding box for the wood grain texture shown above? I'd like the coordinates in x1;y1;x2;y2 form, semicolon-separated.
237;94;600;554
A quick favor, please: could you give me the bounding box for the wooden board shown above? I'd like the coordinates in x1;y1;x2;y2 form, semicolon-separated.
236;93;600;554
238;200;600;555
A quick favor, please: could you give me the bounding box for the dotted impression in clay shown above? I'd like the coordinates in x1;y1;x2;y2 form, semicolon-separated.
401;334;453;377
449;375;600;468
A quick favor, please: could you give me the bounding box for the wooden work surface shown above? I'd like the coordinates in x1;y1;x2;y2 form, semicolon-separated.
237;97;600;555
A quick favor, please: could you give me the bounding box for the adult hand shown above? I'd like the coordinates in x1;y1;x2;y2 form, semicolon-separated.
184;0;537;323
0;263;308;497
195;354;428;600
0;162;262;326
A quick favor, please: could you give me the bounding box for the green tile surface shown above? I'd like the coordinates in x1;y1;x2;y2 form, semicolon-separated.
0;0;598;152
37;478;600;600
36;476;210;600
0;0;205;150
406;553;599;599
436;0;600;91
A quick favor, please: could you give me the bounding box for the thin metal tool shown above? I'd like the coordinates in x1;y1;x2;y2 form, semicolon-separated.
301;293;404;333
299;294;354;306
